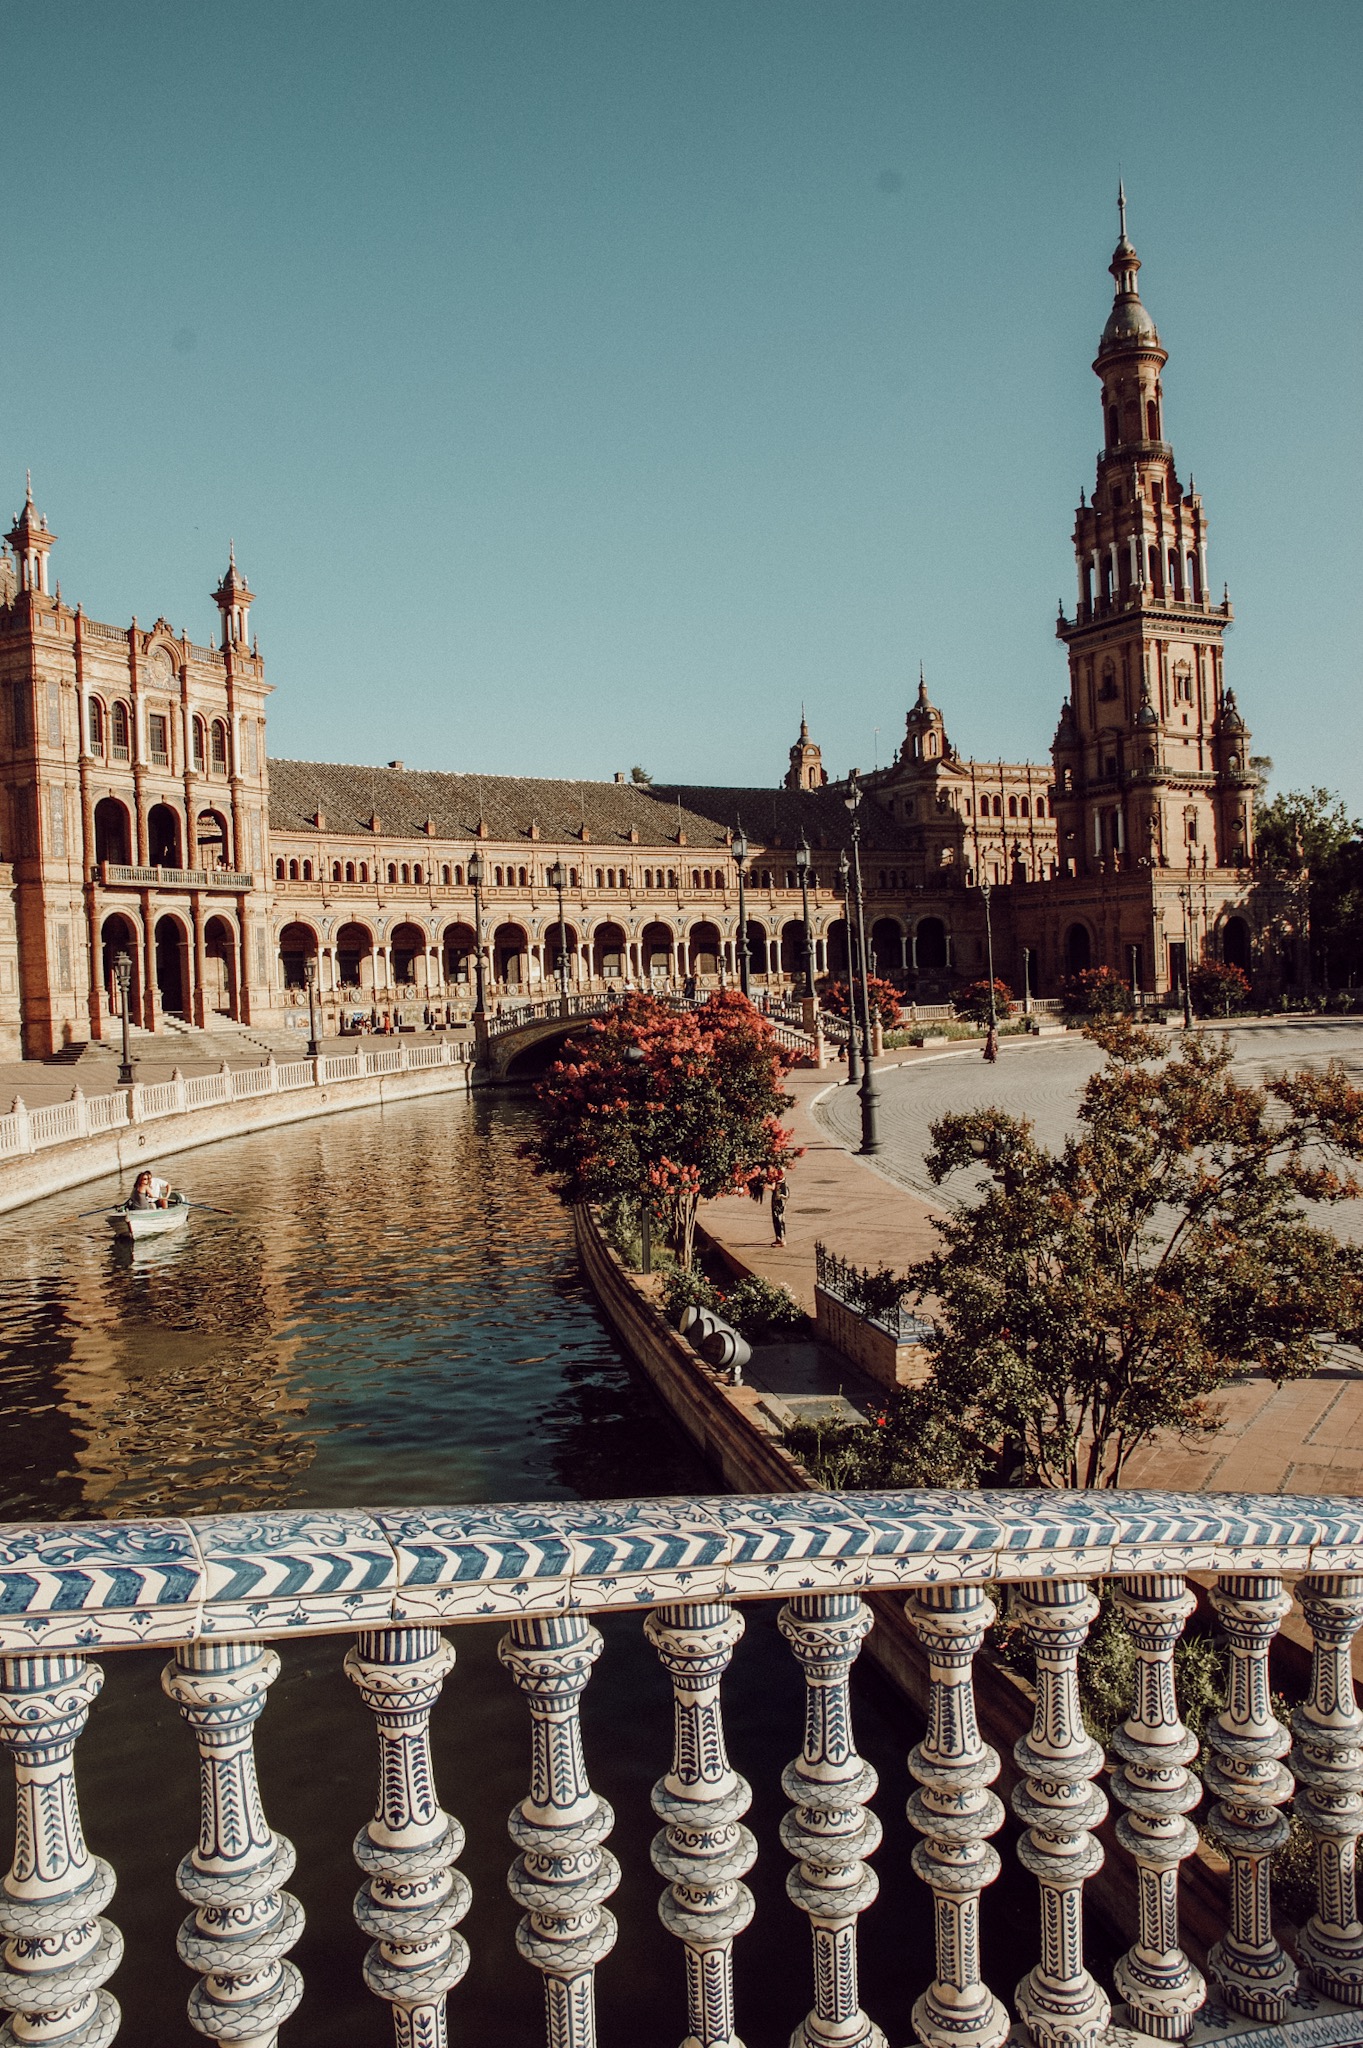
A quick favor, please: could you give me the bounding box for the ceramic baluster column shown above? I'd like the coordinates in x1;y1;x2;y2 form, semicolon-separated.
499;1616;619;2048
904;1583;1008;2048
778;1593;885;2048
1203;1574;1297;2020
162;1639;304;2046
1109;1574;1206;2039
0;1654;122;2047
346;1627;471;2046
1010;1578;1111;2048
644;1602;756;2048
1292;1574;1363;2006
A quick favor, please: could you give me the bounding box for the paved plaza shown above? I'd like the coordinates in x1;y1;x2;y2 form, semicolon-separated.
700;1018;1363;1502
817;1020;1363;1234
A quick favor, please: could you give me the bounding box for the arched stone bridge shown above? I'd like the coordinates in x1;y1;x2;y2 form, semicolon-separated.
478;994;820;1080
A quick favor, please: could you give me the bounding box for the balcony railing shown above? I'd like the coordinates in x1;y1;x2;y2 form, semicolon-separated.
100;861;255;890
0;1487;1359;2045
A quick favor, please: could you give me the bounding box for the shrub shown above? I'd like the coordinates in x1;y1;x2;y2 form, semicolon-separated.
1060;965;1132;1017
720;1275;807;1341
1190;959;1251;1017
818;974;903;1028
661;1267;720;1323
954;978;1015;1023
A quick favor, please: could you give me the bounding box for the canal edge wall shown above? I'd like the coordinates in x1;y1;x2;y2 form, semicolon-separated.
0;1065;477;1215
574;1200;1232;1963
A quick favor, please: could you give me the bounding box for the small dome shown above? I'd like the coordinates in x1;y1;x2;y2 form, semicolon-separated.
1218;688;1245;733
1101;295;1159;351
1135;691;1158;729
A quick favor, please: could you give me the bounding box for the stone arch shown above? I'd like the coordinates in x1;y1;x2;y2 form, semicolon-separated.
687;921;722;979
546;920;581;985
1222;915;1252;973
442;920;478;989
640;920;675;981
203;914;239;1018
336;921;374;994
780;918;807;978
744;919;770;978
100;911;142;1025
278;920;319;990
1064;921;1093;975
390;920;428;987
196;808;231;871
147;802;183;869
154;912;191;1015
94;796;132;866
493;921;529;987
870;917;903;977
591;921;627;981
915;917;948;973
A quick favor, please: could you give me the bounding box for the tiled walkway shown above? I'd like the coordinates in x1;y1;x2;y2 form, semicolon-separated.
699;1023;1363;1497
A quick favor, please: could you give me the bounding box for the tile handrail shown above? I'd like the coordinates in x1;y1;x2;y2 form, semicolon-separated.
0;1486;1360;2046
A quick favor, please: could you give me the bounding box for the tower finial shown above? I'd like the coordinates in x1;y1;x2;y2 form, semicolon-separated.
1118;177;1127;240
25;470;32;506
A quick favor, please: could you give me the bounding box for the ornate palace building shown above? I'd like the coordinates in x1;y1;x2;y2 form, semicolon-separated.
0;201;1294;1058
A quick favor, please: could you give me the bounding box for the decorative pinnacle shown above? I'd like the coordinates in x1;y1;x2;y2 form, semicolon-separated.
1118;177;1127;240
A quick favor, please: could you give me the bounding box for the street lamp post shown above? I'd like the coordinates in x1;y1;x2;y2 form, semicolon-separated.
733;829;750;997
838;849;861;1086
844;779;881;1155
980;878;998;1034
114;952;134;1086
548;859;570;1015
467;850;488;1024
796;838;815;1002
304;957;320;1058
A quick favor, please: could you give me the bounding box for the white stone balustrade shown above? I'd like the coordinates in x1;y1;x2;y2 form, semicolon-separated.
0;1491;1360;2048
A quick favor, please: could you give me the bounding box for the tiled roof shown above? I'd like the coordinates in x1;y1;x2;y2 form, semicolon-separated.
650;784;913;853
267;761;916;855
267;758;735;850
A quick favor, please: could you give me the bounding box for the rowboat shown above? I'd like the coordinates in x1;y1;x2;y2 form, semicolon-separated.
106;1202;190;1241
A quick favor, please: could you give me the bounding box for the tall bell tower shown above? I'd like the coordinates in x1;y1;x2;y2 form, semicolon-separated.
1052;191;1255;878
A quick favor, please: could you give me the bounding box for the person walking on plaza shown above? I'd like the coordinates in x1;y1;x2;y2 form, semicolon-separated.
769;1172;788;1247
983;1024;999;1064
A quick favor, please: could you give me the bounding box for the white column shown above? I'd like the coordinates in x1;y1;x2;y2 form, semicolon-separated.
645;1602;755;2048
162;1639;305;2044
1110;1575;1206;2038
0;1653;123;2044
500;1616;619;2048
779;1593;885;2048
1292;1574;1363;2006
906;1584;1008;2048
1203;1575;1297;2020
347;1626;470;2045
1010;1578;1111;2048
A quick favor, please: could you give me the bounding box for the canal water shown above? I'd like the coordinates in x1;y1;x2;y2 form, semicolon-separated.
0;1093;1058;2045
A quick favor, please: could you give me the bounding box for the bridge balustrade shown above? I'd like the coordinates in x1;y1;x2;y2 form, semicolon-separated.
1;1487;1360;2047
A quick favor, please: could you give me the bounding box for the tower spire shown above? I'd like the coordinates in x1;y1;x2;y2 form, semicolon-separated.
1117;177;1126;241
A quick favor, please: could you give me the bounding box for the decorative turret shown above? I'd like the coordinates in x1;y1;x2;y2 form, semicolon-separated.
212;542;254;651
6;476;56;598
899;669;948;765
784;713;827;791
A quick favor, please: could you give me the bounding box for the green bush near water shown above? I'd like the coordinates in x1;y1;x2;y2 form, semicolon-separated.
660;1265;807;1342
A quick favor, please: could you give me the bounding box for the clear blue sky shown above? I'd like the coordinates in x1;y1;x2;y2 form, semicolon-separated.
3;3;1359;803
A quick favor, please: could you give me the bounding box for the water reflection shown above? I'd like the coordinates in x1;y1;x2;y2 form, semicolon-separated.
0;1093;1064;2043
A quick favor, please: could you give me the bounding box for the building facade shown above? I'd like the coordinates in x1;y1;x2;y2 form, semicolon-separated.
0;204;1298;1058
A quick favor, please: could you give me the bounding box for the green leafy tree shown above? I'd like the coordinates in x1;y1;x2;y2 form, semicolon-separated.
521;991;801;1269
955;978;1015;1023
818;973;902;1027
1256;787;1363;991
885;1021;1363;1488
1061;965;1132;1018
1189;959;1251;1017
